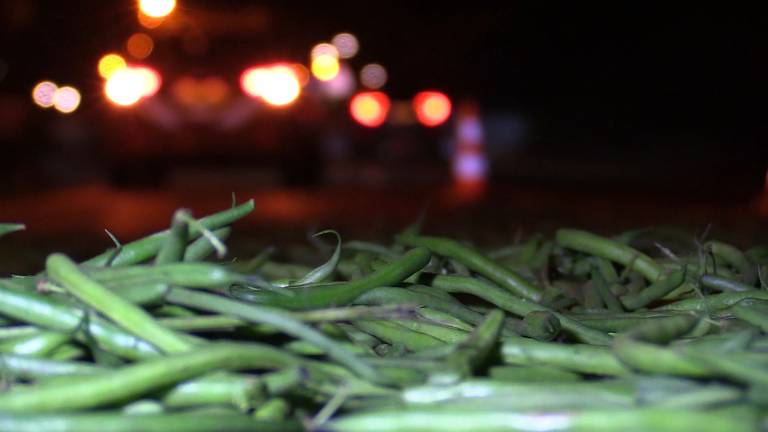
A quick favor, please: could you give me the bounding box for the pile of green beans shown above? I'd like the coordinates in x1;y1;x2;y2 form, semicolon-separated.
2;206;768;431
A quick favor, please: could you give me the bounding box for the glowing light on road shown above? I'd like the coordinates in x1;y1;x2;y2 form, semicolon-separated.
349;91;390;127
261;65;301;106
413;91;452;127
126;33;154;59
360;63;387;89
138;0;176;18
104;67;155;106
32;81;58;108
332;33;359;59
291;63;310;87
53;86;81;114
310;43;339;60
98;53;127;79
133;66;162;97
241;67;271;98
311;55;340;81
241;65;301;107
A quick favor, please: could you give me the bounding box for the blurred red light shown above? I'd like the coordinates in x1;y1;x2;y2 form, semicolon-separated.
349;91;390;128
413;91;452;127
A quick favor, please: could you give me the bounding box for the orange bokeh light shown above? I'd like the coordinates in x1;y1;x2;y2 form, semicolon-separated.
349;91;390;128
413;91;452;127
126;33;154;59
311;54;340;81
98;53;127;79
138;0;176;18
104;65;161;106
241;64;301;107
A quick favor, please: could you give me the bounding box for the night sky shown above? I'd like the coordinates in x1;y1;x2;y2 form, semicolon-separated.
1;2;765;174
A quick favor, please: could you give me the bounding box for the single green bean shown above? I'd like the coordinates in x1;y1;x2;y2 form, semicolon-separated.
519;311;561;341
0;412;301;432
397;234;542;301
488;365;581;382
0;353;105;380
234;247;432;309
0;331;69;357
328;406;756;432
86;262;248;288
700;274;754;293
155;209;189;265
591;267;623;312
354;320;445;351
501;336;629;376
161;372;264;411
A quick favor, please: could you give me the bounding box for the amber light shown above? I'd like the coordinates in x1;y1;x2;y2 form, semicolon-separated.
413;91;452;127
349;91;390;128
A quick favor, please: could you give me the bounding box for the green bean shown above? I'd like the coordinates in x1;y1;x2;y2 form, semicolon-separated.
519;311;561;341
613;314;710;376
161;372;264;411
591;266;623;312
657;290;768;312
0;326;39;340
0;412;301;432
416;307;474;332
165;287;376;380
402;379;634;409
234;247;432;309
488;365;582;382
329;405;758;432
700;274;754;292
397;234;542;301
183;227;231;262
0;224;24;239
432;309;504;383
294;230;341;285
556;229;663;281
354;321;445;351
344;241;399;260
0;353;105;380
0;331;69;357
706;240;756;285
155;209;190;265
566;311;684;333
428;274;612;345
354;287;489;330
391;319;469;343
501;336;629;376
86;262;248;288
46;254;192;353
254;398;290;420
0;280;158;359
46;343;86;361
109;282;169;306
620;269;686;310
732;300;768;331
0;342;298;412
84;200;254;267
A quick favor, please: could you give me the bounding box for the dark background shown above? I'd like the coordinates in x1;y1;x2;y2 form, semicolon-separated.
0;1;766;272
